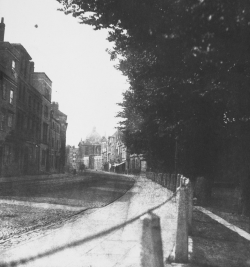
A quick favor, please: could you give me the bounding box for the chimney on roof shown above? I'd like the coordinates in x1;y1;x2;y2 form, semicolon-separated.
30;62;35;73
52;102;59;111
0;18;5;42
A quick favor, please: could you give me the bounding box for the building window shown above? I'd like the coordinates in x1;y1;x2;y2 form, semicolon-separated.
45;88;50;99
0;114;5;131
44;105;48;118
10;89;14;104
5;145;11;164
2;83;6;100
29;147;33;160
34;146;37;160
41;150;46;166
14;146;20;162
8;114;13;128
36;122;40;139
12;60;16;70
43;123;48;143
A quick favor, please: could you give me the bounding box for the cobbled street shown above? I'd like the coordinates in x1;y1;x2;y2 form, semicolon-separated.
0;172;134;250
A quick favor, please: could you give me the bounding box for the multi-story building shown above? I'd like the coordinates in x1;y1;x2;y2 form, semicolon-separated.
49;113;61;172
101;129;146;174
15;54;43;175
107;134;115;164
0;18;44;176
67;146;79;171
101;136;108;170
31;72;52;173
78;127;102;170
104;130;128;173
51;102;67;173
0;18;19;176
0;18;67;176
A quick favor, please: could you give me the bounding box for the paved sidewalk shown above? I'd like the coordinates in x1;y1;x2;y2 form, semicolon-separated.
0;175;178;267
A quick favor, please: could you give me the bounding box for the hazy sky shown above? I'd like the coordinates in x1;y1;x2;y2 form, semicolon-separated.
0;0;128;146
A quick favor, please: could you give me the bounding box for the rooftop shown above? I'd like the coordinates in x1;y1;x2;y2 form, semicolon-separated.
11;43;32;60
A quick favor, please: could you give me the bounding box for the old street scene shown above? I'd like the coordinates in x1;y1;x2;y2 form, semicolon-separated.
1;1;250;267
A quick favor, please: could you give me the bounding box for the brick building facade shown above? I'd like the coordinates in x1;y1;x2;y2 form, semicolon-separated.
0;18;67;177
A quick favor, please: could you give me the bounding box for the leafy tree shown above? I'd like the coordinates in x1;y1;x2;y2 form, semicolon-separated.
58;0;250;214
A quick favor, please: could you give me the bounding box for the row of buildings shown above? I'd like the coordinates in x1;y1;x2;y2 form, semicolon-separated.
0;18;67;176
67;127;146;174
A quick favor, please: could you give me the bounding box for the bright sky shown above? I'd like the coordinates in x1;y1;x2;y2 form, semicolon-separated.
0;0;128;146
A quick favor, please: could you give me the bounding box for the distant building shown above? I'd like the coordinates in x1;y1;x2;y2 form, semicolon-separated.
78;127;102;170
51;102;67;172
101;136;108;170
105;130;128;173
67;146;79;171
49;112;61;173
31;72;52;173
93;155;102;170
101;129;145;174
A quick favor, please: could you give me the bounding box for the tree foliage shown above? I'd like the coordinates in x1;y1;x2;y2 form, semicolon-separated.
58;0;250;182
